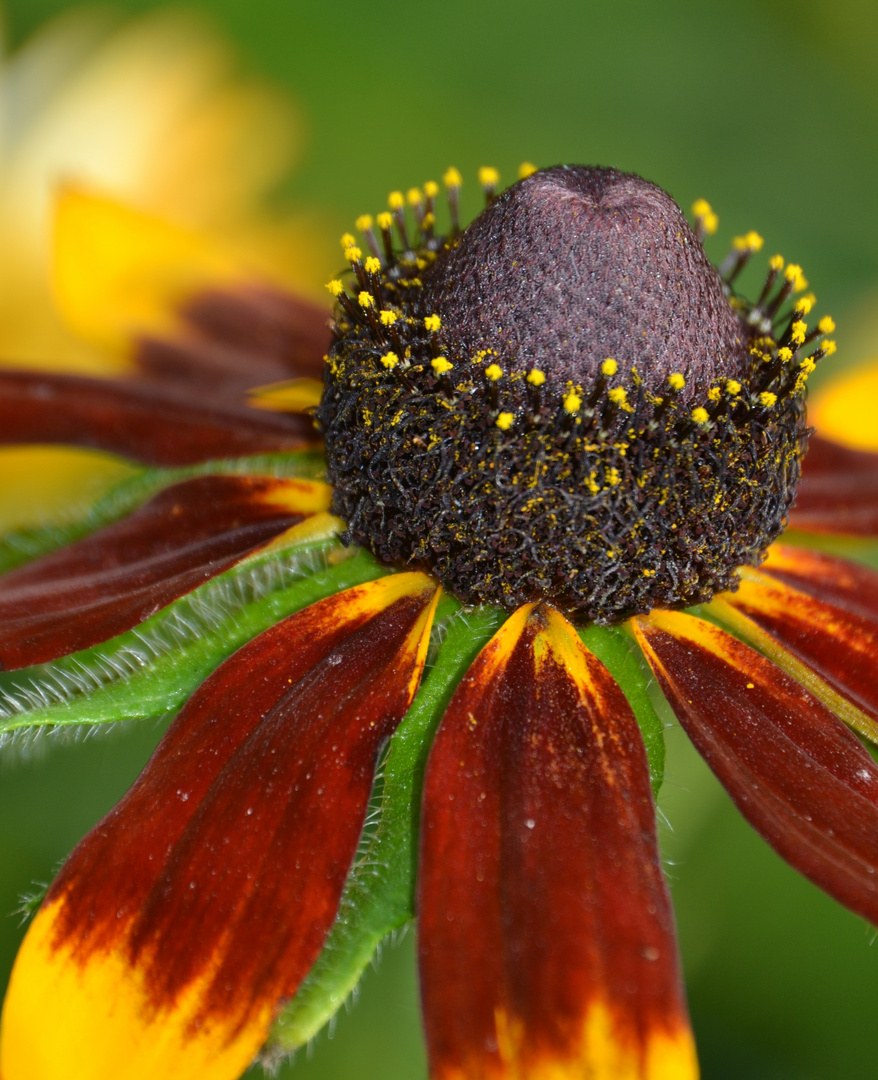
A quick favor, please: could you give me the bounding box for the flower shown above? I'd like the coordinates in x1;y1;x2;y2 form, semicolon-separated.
2;157;878;1080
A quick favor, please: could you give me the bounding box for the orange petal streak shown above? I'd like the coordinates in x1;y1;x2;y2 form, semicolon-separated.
635;611;878;925
419;604;697;1080
761;545;878;623
0;573;439;1080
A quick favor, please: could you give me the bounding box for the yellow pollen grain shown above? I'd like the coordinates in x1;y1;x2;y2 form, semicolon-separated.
495;411;514;430
795;297;814;316
380;351;399;369
799;357;816;374
485;363;504;381
379;309;398;326
563;391;582;414
355;214;373;232
601;357;618;376
424;314;442;332
376;211;393;231
791;321;807;346
344;245;362;263
708;387;721;402
388;191;405;210
734;230;763;252
691;406;710;424
726;379;741;395
443;166;463;188
358;291;374;309
785;263;807;291
822;340;837;356
769;254;785;271
340;232;356;249
777;347;793;362
518;161;538;179
606;467;620;486
668;373;686;391
325;279;344;297
527;368;546;386
423;180;439;198
407;187;423;206
759;391;778;407
818;315;836;334
478;166;500;187
607;387;628;407
364;256;382;275
431;356;453;375
421;211;436;230
691;197;712;217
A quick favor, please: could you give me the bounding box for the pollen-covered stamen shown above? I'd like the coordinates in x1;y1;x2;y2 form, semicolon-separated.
388;190;411;252
355;214;381;260
478;166;501;205
443;166;463;235
719;230;764;285
691;197;719;243
321;165;818;621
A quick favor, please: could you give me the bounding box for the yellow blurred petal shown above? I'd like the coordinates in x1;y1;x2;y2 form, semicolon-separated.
0;901;270;1080
53;185;242;355
248;377;324;413
809;360;878;451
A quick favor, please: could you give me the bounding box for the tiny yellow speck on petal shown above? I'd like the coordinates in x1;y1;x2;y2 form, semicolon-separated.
518;162;538;179
485;363;503;381
355;214;373;232
388;191;405;210
423;180;440;198
381;351;399;369
424;314;442;332
668;373;686;391
380;309;398;326
364;256;381;275
443;166;463;188
759;392;777;407
358;291;374;309
431;357;453;375
601;358;618;377
478;166;500;187
691;407;709;424
376;211;393;231
563;391;582;414
495;412;514;430
818;315;836;334
325;279;344;297
527;369;546;386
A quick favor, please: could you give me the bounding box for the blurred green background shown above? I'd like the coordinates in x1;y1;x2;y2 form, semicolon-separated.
2;1;878;1077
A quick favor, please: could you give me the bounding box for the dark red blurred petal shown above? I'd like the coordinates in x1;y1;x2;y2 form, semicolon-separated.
47;574;437;1037
724;570;878;723
0;474;330;668
790;434;878;535
635;610;878;926
0;369;317;466
136;285;331;402
419;604;696;1080
761;545;878;622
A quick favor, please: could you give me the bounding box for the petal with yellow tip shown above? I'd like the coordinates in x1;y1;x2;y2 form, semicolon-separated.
0;574;440;1080
419;604;696;1080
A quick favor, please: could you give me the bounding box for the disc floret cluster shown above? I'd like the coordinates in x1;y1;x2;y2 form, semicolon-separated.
318;164;836;622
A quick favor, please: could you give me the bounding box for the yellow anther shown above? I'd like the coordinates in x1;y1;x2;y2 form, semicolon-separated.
443;166;463;188
344;245;363;263
358;291;374;309
424;314;442;332
691;199;718;235
692;198;712;218
380;309;398;326
606;467;621;487
790;321;807;346
769;254;785;272
518;162;538;179
795;296;813;316
822;340;837;356
668;373;686;391
388;191;405;210
725;379;742;395
380;351;399;369
785;264;807;291
527;368;546;386
406;188;422;207
495;412;514;431
777;347;793;362
431;356;453;375
601;358;618;377
355;214;373;232
563;391;582;414
608;387;630;409
818;315;836;334
759;392;777;408
733;231;763;253
799;356;816;375
364;256;382;275
376;211;393;231
423;180;440;198
708;387;721;403
340;232;357;249
325;279;345;297
421;211;436;230
691;407;710;424
485;363;504;381
478;166;500;188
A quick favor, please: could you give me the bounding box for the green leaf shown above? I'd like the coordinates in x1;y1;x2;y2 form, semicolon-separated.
267;599;506;1056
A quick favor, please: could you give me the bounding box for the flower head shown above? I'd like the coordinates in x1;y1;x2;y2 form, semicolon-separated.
1;158;877;1080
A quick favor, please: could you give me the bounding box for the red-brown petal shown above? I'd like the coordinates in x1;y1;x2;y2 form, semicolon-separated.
0;369;317;466
790;434;878;536
635;610;878;925
723;570;878;723
761;544;878;622
419;604;696;1080
1;574;438;1080
0;474;330;668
